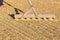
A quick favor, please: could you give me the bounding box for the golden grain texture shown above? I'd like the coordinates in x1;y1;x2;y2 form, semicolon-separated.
0;0;60;40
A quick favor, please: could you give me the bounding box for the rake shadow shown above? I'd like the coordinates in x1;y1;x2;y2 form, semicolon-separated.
9;14;15;19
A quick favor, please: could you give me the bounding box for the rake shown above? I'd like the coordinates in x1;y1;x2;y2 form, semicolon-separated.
14;0;57;20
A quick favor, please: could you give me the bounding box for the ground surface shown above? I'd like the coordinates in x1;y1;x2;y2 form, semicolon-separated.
0;0;60;40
